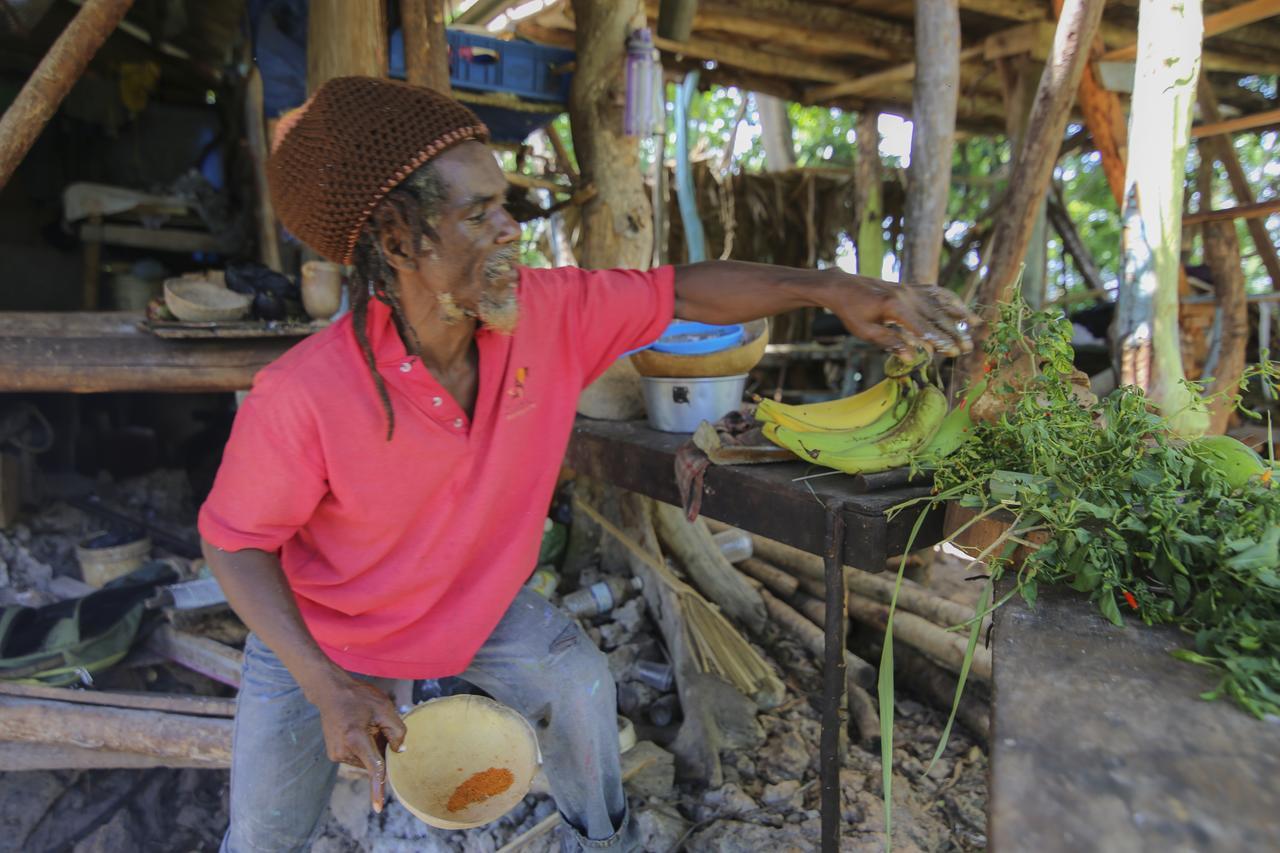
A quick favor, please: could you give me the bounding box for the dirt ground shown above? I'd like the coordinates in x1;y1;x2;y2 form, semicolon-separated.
0;471;988;852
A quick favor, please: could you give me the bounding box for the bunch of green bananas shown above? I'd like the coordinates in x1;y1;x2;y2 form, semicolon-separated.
755;373;986;476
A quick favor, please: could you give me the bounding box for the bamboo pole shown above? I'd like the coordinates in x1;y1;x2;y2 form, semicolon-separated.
0;0;134;190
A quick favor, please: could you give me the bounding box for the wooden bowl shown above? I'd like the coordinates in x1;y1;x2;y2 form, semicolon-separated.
631;318;769;378
163;277;252;323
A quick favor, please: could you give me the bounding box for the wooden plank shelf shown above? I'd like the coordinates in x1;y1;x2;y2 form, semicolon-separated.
0;311;296;393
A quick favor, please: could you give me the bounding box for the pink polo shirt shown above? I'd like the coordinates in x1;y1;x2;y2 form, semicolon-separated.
198;265;674;678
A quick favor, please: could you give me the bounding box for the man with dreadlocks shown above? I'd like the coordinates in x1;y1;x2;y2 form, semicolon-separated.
199;76;977;852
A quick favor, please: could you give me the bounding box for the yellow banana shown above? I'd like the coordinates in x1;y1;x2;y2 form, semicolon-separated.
765;385;948;475
913;377;988;460
754;377;906;432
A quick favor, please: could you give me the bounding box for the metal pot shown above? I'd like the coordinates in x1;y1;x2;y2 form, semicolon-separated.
640;374;748;433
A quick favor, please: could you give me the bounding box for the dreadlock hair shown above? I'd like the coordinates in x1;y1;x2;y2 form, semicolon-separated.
350;162;449;441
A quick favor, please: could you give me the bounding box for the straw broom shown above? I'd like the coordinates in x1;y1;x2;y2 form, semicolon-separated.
574;497;784;708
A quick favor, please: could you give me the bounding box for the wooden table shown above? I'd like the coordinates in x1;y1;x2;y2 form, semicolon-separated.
566;418;943;570
989;584;1280;851
0;312;295;393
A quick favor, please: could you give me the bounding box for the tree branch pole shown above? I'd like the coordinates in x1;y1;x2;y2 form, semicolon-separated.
900;0;960;284
1197;156;1248;435
855;109;885;278
1111;0;1207;436
307;0;387;92
0;0;133;190
402;0;452;93
961;0;1106;384
1047;185;1105;295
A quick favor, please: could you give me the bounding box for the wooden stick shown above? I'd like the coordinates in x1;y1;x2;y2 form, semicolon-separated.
402;0;451;93
737;557;800;598
755;585;875;690
145;625;243;689
807;44;984;102
245;65;283;272
0;0;134;189
0;695;233;764
1190;107;1280;139
1182;199;1280;226
0;740;227;771
0;681;235;718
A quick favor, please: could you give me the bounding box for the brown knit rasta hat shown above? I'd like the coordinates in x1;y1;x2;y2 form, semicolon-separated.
267;76;490;264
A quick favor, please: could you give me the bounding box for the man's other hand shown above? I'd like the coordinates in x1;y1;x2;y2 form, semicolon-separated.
308;672;408;813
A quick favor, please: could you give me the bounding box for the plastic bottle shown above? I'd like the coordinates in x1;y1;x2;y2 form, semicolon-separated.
712;529;753;564
563;577;643;618
624;28;658;136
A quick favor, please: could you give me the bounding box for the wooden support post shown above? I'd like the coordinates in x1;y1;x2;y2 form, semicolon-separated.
1196;78;1280;289
961;0;1106;381
756;92;796;171
820;504;847;853
901;0;960;284
0;0;133;189
307;0;387;93
855;110;885;278
1112;0;1206;435
1190;107;1280;139
571;0;653;419
1181;199;1280;226
402;0;451;93
1197;159;1249;435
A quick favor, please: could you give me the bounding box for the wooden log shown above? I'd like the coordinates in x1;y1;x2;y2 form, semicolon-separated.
0;0;133;189
1195;76;1280;289
0;695;233;765
0;681;235;718
1181;199;1280;226
737;557;799;599
307;0;386;93
892;644;989;743
692;0;914;58
1197;160;1249;436
807;44;983;102
901;0;960;285
757;587;880;743
402;0;451;93
649;3;900;61
145;625;244;689
653;34;856;83
0;740;227;771
78;222;221;253
654;501;768;633
846;595;992;682
963;0;1106;380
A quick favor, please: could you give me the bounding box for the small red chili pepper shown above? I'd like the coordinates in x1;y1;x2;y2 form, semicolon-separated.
983;361;994;375
1123;590;1139;611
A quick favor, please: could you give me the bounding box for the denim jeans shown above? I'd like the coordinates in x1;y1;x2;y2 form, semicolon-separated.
221;588;629;851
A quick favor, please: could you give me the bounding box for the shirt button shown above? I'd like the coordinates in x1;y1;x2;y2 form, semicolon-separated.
432;396;443;407
453;418;463;428
399;362;411;373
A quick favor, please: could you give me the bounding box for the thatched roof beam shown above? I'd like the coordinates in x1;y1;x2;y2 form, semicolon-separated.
652;34;860;83
958;0;1047;21
644;1;909;61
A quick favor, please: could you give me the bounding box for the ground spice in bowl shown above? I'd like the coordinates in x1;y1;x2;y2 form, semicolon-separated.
445;767;515;812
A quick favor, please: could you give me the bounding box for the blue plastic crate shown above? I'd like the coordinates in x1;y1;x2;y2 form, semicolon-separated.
389;28;574;105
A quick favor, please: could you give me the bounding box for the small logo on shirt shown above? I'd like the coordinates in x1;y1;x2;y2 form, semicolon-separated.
508;366;528;398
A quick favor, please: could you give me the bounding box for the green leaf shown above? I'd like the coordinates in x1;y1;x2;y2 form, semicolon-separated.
1099;592;1124;627
1020;579;1038;608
